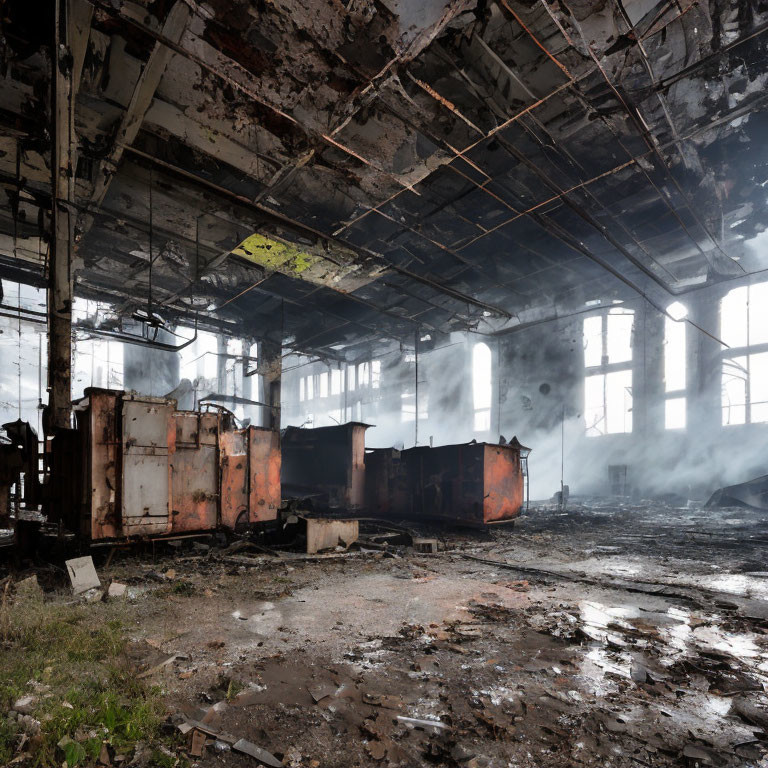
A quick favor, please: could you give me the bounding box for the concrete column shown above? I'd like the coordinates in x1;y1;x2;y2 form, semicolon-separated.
261;340;282;430
48;0;76;430
635;302;665;438
688;287;722;438
241;339;253;401
216;335;227;395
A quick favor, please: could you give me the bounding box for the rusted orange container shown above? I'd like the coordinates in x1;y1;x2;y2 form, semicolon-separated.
57;389;280;541
365;440;529;525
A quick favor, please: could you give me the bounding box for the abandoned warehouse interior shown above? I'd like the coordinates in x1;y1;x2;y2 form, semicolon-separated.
2;0;768;765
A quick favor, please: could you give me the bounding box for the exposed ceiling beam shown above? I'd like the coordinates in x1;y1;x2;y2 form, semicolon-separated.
77;1;191;238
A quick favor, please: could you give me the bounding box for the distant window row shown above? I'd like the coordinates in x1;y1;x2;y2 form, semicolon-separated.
300;361;380;402
583;281;768;435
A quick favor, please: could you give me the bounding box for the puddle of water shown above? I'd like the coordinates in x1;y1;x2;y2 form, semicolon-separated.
576;598;768;700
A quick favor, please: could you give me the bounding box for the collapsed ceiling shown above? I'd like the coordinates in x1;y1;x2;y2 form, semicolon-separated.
1;0;767;357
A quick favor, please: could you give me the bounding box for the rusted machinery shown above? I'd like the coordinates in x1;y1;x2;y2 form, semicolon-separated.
0;420;41;526
281;423;370;511
49;388;280;541
366;437;530;525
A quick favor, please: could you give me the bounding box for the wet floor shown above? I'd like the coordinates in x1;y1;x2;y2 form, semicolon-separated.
105;502;768;767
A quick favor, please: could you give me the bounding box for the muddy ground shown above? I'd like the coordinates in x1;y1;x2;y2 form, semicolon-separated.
6;502;768;767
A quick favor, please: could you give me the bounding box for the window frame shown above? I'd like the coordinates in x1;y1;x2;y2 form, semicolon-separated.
721;283;768;426
583;309;634;436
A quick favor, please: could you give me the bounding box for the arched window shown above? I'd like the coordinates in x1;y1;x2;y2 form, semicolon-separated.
473;342;492;432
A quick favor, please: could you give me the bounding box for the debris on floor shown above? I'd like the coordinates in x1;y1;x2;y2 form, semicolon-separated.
65;555;101;595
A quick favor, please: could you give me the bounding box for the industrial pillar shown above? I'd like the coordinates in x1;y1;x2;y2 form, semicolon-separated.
48;0;76;431
634;302;666;438
261;340;282;430
241;339;253;402
688;286;722;436
216;335;227;395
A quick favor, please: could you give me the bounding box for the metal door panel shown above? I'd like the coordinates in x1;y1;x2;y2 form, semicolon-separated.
169;412;218;532
122;398;172;536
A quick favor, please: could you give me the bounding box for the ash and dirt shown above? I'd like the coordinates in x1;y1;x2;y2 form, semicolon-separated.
84;502;768;767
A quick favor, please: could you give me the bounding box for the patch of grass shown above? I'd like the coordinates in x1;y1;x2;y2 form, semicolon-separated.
0;595;168;767
225;677;245;702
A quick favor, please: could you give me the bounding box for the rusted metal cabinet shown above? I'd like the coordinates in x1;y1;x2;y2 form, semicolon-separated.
281;423;370;511
58;389;281;541
220;427;249;530
365;440;529;526
219;426;280;529
169;411;219;533
364;448;408;518
248;427;281;522
121;395;174;537
82;389;121;539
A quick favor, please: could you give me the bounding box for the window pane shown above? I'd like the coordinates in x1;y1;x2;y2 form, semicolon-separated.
331;369;343;395
664;315;686;392
401;392;414;422
585;373;606;437
750;351;768;423
306;375;314;400
605;369;632;433
583;315;603;368
199;331;218;382
359;362;370;387
319;371;329;398
665;397;686;429
473;343;492;410
606;310;634;364
749;282;768;345
721;286;748;348
299;377;305;402
372;360;381;389
474;408;491;432
722;356;747;425
347;365;356;391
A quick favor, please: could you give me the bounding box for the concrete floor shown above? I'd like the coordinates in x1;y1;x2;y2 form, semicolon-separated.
96;502;768;767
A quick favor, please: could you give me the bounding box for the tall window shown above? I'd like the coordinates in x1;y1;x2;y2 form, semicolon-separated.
664;302;687;429
721;282;768;425
583;309;634;436
473;342;492;432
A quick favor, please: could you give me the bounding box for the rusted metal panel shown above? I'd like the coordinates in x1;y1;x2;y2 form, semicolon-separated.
406;443;486;525
219;427;248;530
282;423;370;511
364;448;407;517
366;440;526;526
169;411;219;533
483;444;524;523
248;426;280;523
121;395;173;537
348;424;367;510
86;389;121;539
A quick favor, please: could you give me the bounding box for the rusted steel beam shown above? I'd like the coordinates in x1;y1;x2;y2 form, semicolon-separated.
260;340;282;431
